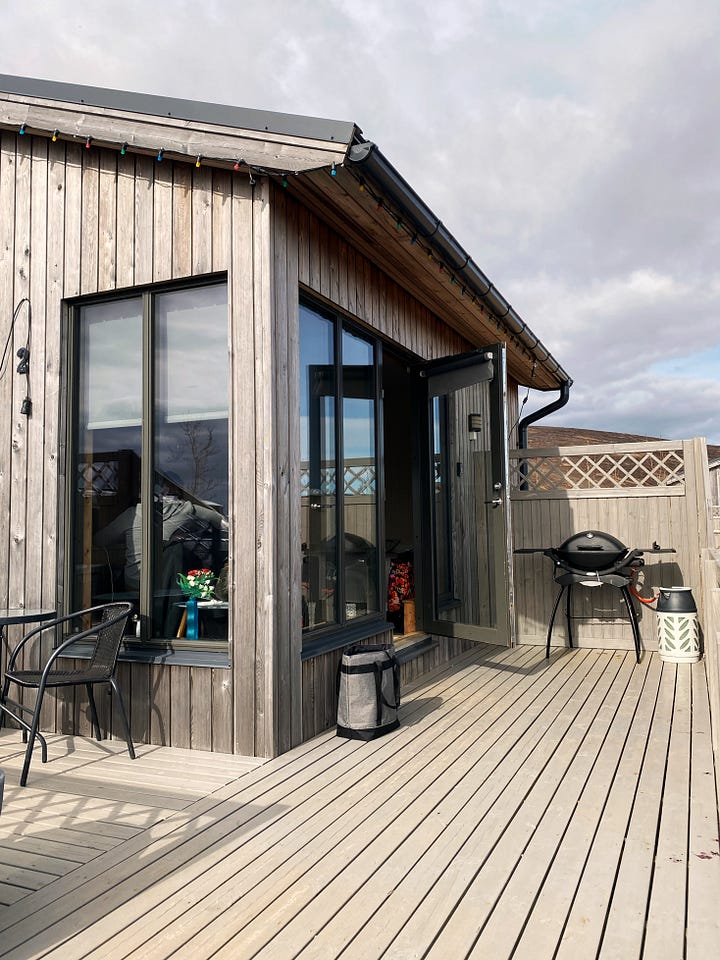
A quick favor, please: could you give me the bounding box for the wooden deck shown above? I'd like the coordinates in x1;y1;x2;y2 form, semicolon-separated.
0;643;718;959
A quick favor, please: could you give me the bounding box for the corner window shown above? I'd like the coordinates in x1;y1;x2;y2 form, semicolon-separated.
300;301;380;638
68;280;229;642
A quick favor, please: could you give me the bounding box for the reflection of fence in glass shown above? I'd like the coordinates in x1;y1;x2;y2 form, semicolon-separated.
300;458;376;497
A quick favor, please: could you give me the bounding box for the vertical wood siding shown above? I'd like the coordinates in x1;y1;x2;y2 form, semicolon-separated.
511;440;714;652
0;133;515;760
271;188;484;747
0;132;265;755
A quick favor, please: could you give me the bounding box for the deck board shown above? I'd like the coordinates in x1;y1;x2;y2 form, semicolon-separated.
0;644;717;960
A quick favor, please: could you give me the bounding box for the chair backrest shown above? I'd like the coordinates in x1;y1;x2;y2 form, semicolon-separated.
87;602;133;677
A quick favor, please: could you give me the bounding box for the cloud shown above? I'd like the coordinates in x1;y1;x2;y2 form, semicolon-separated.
1;0;718;442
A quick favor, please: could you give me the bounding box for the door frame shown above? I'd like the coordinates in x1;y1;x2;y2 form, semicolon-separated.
412;344;513;646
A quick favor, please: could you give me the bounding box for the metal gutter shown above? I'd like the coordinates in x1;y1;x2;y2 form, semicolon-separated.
0;74;357;146
347;140;573;389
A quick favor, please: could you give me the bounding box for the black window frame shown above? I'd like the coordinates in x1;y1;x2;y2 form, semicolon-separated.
299;296;387;655
63;273;230;650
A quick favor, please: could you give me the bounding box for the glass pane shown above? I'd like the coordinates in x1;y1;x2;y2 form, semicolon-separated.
432;395;453;602
300;304;336;631
75;298;143;622
433;382;496;627
342;328;378;619
153;284;229;640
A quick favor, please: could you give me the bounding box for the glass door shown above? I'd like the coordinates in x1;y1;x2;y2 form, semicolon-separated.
416;344;511;644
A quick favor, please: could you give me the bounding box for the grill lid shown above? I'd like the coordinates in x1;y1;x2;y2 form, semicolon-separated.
554;530;629;572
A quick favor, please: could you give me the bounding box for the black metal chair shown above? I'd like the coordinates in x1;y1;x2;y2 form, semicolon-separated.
0;602;134;786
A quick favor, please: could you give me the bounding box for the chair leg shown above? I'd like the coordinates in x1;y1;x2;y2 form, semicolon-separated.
546;585;566;658
109;677;135;760
621;586;642;664
86;684;102;741
20;688;47;787
0;677;9;729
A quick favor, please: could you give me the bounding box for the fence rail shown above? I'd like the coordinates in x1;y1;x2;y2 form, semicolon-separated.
510;441;686;498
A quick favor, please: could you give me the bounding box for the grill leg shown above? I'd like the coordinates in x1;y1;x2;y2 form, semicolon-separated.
566;583;574;649
620;585;642;663
546;585;566;658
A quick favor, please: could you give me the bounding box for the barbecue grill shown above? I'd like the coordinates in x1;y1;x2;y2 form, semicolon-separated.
516;531;674;662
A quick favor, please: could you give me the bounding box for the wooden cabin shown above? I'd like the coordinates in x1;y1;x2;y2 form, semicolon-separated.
0;74;574;761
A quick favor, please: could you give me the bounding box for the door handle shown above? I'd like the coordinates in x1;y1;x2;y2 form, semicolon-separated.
491;497;502;508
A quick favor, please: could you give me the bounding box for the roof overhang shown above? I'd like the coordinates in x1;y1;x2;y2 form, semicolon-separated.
0;73;354;173
0;74;571;390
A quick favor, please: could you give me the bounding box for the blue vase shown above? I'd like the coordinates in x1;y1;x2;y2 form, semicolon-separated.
186;597;199;639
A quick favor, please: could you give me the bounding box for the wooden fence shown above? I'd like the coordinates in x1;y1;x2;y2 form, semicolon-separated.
701;547;720;793
510;439;714;653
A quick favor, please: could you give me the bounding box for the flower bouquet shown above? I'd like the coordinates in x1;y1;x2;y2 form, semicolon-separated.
177;568;216;601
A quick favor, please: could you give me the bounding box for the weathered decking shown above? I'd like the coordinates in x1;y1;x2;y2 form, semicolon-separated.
1;643;719;959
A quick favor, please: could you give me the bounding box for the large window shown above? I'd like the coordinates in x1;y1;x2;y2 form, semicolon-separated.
69;280;229;642
300;300;381;638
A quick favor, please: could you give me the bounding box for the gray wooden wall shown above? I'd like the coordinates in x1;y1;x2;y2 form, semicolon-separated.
0;132;521;760
511;439;714;653
0;132;262;753
270;187;493;751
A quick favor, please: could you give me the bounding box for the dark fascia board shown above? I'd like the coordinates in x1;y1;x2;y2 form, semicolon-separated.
348;141;573;389
0;74;357;146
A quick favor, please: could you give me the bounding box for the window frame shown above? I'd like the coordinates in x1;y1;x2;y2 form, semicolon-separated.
63;274;229;649
299;296;388;653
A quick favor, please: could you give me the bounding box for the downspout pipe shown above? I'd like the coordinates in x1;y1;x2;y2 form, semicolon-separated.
517;382;572;449
516;382;572;491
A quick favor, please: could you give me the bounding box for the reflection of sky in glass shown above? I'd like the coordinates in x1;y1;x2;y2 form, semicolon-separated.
300;305;335;465
342;328;374;461
157;285;228;422
82;298;143;428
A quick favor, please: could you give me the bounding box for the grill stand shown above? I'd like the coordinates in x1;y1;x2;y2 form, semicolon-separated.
546;578;641;663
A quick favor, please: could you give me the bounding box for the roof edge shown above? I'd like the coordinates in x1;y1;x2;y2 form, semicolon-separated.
348;140;572;388
0;74;357;146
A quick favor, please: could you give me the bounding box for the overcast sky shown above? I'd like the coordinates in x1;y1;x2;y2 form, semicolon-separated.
2;0;718;442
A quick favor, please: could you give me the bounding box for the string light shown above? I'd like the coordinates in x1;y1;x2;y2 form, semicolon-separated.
16;121;542;377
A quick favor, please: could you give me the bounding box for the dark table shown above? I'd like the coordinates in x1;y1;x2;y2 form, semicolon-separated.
0;608;58;662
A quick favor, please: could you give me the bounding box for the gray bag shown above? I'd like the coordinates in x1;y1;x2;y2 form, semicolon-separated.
336;644;401;740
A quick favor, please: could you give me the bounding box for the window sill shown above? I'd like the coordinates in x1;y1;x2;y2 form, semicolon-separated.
58;639;230;668
393;633;437;664
301;616;393;660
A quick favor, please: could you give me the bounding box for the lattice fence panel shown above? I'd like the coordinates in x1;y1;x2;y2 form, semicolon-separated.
510;446;685;496
301;462;376;497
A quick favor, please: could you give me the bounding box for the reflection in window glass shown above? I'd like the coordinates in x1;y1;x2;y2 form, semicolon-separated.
74;298;143;615
71;283;229;641
342;329;378;619
153;286;229;640
300;302;380;637
300;305;336;630
432;395;453;603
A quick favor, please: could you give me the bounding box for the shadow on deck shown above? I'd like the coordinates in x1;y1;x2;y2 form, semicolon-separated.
0;643;719;959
